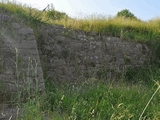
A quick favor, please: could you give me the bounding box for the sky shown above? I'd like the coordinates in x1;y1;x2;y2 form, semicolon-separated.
8;0;160;21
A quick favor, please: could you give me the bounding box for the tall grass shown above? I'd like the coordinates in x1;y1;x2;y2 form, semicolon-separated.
1;1;160;42
53;15;160;42
0;1;160;120
18;79;160;120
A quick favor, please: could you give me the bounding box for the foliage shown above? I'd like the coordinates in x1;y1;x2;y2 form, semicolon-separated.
19;99;45;120
117;9;137;19
46;3;68;20
124;39;160;86
0;1;160;42
0;1;160;120
47;10;67;20
36;80;160;120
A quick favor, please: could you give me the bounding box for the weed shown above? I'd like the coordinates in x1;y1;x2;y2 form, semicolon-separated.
1;1;160;42
38;80;160;120
139;81;160;120
0;1;160;120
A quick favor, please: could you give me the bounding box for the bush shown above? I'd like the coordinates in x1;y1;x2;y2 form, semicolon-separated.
117;9;137;19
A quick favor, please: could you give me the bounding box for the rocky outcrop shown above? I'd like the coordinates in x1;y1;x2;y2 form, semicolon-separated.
0;13;151;101
0;15;45;102
38;25;150;83
0;13;151;120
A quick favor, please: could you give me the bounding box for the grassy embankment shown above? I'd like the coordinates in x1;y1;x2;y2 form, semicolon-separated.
0;1;160;119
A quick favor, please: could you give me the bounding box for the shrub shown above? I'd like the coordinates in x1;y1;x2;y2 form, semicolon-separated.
117;9;137;19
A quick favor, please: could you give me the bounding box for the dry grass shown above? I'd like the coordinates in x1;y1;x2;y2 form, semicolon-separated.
0;1;160;119
1;1;160;42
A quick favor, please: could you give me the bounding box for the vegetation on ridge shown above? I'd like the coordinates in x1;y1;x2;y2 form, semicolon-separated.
0;1;160;42
0;1;160;120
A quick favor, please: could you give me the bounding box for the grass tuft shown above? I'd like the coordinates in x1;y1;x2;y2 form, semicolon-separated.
0;1;160;120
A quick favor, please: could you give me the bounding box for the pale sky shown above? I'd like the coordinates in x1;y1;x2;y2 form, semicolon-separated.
7;0;160;21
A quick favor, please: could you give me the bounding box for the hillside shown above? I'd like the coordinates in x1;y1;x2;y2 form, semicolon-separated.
0;1;160;120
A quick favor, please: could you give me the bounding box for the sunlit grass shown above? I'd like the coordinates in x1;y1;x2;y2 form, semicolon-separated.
0;1;160;120
1;1;160;42
52;14;160;41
